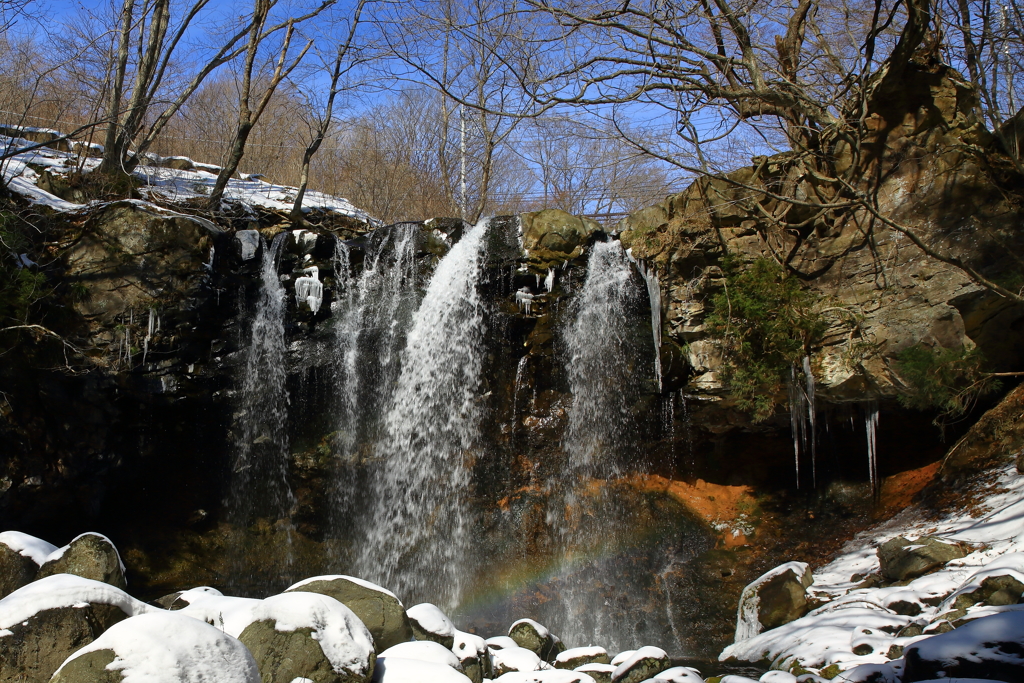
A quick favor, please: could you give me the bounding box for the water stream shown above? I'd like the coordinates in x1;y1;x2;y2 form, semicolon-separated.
354;219;492;611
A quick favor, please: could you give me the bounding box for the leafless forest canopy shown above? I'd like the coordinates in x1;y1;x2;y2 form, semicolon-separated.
0;0;1020;223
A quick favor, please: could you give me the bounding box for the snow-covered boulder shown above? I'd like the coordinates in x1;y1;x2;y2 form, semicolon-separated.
372;656;473;683
735;562;813;641
555;646;611;669
877;537;965;583
654;666;704;683
510;618;565;661
903;611;1024;682
286;574;414;650
610;651;636;666
408;602;456;649
379;640;463;670
494;670;597;683
830;663;900;683
488;636;521;650
0;530;56;598
455;628;491;683
237;592;376;683
575;662;616;683
492;646;546;676
0;574;152;682
37;532;127;590
758;670;796;683
50;611;259;683
236;230;261;261
172;587;262;631
611;646;671;683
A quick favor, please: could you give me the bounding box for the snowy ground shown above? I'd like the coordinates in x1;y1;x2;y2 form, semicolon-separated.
0;133;371;222
720;462;1024;675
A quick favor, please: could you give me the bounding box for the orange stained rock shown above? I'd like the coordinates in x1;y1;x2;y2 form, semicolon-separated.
876;461;941;516
628;474;758;548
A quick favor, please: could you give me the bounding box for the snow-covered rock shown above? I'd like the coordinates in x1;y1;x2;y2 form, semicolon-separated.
734;562;813;642
555;646;611;669
0;574;153;682
877;537;965;582
653;666;705;683
903;611;1024;682
286;574;413;650
510;618;564;660
611;646;671;683
50;611;260;683
488;636;521;650
455;629;492;683
575;662;616;683
37;532;127;590
236;230;261;261
492;646;546;676
493;670;597;683
372;656;473;683
408;603;457;649
380;641;464;670
609;651;636;667
0;530;56;599
245;592;375;678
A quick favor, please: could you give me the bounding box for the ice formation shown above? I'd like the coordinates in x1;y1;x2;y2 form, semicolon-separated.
866;401;880;495
516;287;535;314
545;267;556;292
294;266;324;314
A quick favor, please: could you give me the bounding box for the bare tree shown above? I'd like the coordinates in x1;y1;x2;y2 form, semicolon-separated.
290;0;368;223
207;0;318;208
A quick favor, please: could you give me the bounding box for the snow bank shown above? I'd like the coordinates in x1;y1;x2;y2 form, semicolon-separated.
0;531;57;565
52;611;259;683
0;574;151;636
721;464;1024;674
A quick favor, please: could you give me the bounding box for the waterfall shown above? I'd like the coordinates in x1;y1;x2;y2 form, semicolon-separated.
866;401;880;495
227;232;294;589
551;239;646;650
354;219;491;611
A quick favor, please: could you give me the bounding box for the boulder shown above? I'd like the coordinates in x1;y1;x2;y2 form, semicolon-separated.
494;672;597;683
0;574;151;683
492;646;545;676
611;647;672;683
407;603;456;650
520;209;603;268
734;562;813;640
575;663;616;683
37;532;127;590
50;611;259;683
372;657;473;683
877;537;965;582
286;575;414;650
654;667;705;683
510;618;565;661
235;592;376;683
555;646;611;670
0;531;56;599
379;641;463;670
903;611;1024;682
454;629;491;683
830;664;900;683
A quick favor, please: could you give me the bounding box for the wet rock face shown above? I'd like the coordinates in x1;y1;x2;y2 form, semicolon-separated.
617;62;1024;408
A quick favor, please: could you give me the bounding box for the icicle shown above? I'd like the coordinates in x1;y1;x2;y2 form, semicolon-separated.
512;355;529;417
536;273;542;290
142;307;155;366
294;266;323;314
789;365;805;489
545;267;555;293
804;355;817;488
866;401;880;496
625;251;663;392
515;287;535;314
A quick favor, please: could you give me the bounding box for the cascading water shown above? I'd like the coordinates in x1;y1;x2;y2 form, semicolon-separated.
226;232;294;590
549;239;647;650
330;226;419;529
354;219;491;611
